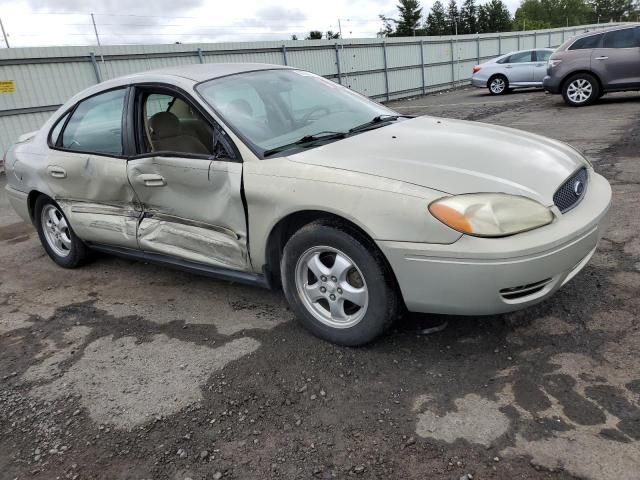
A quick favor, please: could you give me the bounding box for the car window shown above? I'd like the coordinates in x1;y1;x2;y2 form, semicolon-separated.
569;33;603;50
603;28;638;49
61;89;126;155
506;51;533;63
536;50;552;62
49;112;70;146
141;92;216;156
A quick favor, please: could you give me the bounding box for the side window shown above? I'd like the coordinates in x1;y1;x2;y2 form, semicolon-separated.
603;28;637;49
49;111;70;146
536;50;552;62
506;51;533;63
569;33;603;50
61;89;126;155
142;92;216;157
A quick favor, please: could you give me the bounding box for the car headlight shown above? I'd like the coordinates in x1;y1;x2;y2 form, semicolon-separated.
428;193;554;237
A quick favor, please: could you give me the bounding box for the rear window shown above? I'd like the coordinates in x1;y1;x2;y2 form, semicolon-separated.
536;50;552;62
569;33;603;50
603;28;637;48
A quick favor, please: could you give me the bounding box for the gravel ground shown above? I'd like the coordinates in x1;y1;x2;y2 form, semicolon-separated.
1;87;639;480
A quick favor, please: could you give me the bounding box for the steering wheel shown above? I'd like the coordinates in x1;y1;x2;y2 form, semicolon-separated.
301;106;331;124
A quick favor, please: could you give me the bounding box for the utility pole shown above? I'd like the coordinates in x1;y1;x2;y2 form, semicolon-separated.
91;13;102;47
338;18;343;38
0;17;9;48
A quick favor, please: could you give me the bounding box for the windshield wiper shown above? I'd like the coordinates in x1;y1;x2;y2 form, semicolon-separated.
263;131;347;157
348;114;414;134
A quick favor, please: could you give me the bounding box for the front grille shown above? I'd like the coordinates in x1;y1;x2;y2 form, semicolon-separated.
553;167;588;213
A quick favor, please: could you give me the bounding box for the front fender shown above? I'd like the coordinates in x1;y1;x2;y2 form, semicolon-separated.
243;158;462;271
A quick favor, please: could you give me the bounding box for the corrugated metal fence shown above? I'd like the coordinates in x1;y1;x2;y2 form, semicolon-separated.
0;23;617;155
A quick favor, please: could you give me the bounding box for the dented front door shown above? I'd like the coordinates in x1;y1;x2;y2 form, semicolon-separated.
126;156;249;271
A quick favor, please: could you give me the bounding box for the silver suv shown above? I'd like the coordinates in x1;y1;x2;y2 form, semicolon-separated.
543;25;640;106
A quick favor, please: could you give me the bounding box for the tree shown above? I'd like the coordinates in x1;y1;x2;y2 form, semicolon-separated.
396;0;423;36
446;0;460;34
378;14;396;37
326;30;340;39
460;0;478;33
426;1;449;35
478;0;511;32
291;34;298;40
513;0;591;30
589;0;631;22
305;31;323;40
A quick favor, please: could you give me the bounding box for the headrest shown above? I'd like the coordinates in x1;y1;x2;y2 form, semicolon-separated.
149;111;180;138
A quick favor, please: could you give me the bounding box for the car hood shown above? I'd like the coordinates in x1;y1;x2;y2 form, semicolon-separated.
290;116;587;205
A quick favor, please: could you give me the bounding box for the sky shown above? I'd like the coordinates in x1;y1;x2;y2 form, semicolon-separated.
0;0;523;48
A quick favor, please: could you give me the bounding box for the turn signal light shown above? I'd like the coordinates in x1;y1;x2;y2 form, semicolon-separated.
472;66;481;74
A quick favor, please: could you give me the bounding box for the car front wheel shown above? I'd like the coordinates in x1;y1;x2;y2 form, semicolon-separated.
34;196;88;268
281;222;398;346
562;73;600;107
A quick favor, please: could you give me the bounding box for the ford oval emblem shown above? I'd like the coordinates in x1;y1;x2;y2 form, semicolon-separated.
573;180;584;196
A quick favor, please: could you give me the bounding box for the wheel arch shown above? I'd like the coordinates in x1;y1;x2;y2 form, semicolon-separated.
263;210;403;302
27;190;50;223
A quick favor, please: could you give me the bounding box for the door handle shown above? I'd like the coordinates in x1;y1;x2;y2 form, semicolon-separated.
505;65;513;68
47;166;67;179
136;173;166;187
536;63;544;67
595;56;608;60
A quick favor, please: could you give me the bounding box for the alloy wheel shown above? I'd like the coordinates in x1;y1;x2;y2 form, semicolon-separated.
567;79;593;104
490;78;506;94
294;246;369;329
41;204;72;257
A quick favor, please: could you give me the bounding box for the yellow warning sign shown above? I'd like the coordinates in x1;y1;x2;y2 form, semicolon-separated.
0;81;16;94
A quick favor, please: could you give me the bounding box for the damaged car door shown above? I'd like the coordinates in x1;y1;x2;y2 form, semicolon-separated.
126;88;249;271
45;87;140;249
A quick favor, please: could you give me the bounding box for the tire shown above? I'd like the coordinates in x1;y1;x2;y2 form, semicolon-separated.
280;221;398;346
34;196;88;268
562;73;600;107
488;75;508;95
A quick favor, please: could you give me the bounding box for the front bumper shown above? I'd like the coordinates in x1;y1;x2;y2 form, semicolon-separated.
542;75;561;94
378;172;611;316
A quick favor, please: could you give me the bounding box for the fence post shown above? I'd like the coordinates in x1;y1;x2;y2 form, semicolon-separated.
282;44;288;66
476;35;480;64
420;40;426;95
534;30;537;47
548;31;551;47
335;43;342;85
498;35;502;54
197;48;204;64
382;41;390;101
89;52;102;83
517;32;521;50
450;39;455;87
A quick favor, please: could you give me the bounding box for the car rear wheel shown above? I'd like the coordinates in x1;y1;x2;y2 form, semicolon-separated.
562;73;600;107
488;75;508;95
281;222;398;346
35;196;88;268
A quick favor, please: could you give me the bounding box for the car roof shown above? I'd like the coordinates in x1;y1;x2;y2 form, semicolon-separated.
125;62;292;83
570;23;638;41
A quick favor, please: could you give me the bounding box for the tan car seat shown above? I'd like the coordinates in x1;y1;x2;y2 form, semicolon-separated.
149;112;209;155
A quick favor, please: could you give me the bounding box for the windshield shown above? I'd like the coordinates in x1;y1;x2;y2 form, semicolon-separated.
196;69;395;155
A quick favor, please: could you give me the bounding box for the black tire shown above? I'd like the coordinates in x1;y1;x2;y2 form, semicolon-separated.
562;73;600;107
280;221;399;346
488;75;509;95
34;195;89;268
